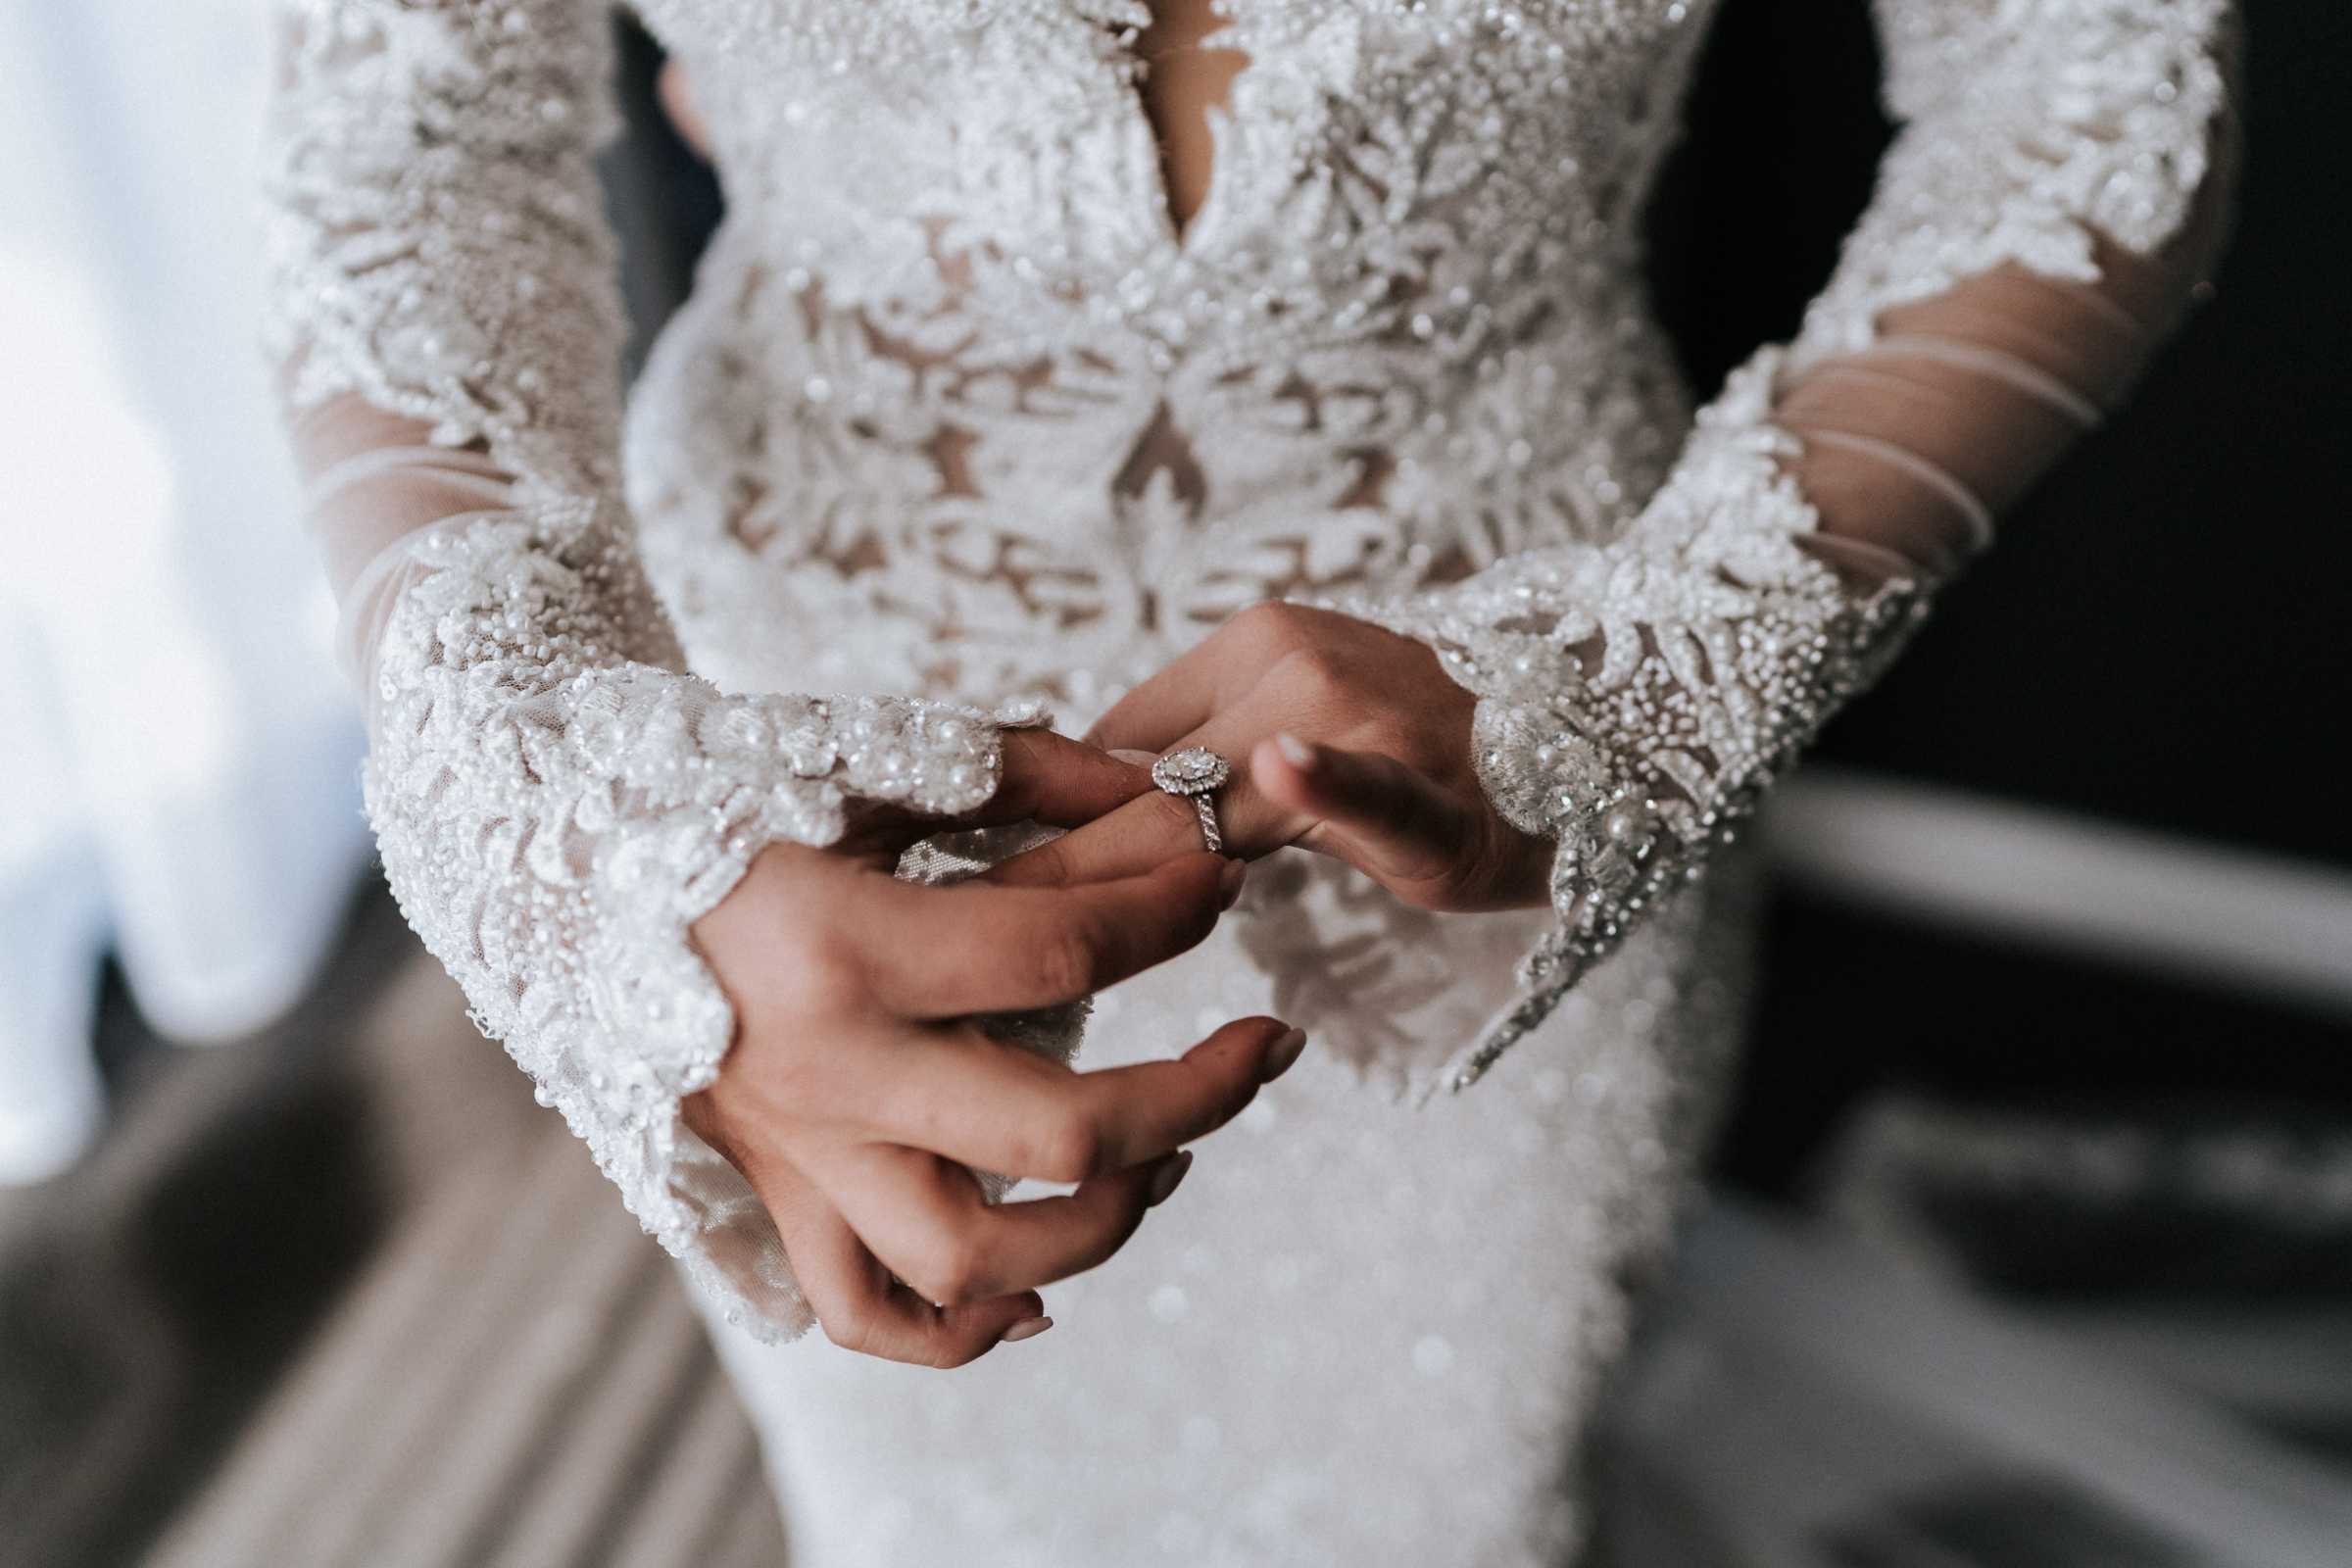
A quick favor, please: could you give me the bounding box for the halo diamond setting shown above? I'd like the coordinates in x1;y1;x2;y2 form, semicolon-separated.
1151;747;1234;853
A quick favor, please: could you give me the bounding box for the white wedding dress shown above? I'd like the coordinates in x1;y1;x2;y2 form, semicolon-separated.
259;1;2235;1560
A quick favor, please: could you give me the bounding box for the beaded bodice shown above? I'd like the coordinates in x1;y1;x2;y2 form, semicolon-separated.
623;0;1709;709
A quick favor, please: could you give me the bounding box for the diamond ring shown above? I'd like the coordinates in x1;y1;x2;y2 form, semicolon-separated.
1151;747;1233;854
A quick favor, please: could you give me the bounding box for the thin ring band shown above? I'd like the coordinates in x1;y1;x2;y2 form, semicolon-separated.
1151;748;1233;854
1187;794;1224;855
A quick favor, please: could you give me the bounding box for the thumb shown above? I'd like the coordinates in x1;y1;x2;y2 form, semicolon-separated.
1250;734;1471;890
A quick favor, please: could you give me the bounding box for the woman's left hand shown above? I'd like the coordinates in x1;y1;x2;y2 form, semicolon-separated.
992;604;1553;912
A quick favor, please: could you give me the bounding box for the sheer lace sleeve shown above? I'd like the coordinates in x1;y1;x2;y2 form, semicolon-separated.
1355;0;2241;1090
263;0;1019;1339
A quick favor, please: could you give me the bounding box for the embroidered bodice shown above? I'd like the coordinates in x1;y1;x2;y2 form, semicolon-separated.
624;0;1711;712
263;0;2234;1339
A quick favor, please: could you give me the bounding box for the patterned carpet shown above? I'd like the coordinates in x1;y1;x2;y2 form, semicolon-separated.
0;888;788;1568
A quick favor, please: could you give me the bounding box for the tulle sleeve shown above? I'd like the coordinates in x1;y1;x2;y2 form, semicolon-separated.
263;0;1017;1340
1353;0;2241;1090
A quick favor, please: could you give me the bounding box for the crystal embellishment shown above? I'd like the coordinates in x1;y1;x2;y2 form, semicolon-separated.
1152;748;1234;853
1151;748;1232;797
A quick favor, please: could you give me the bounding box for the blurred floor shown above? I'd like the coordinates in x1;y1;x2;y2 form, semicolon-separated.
8;871;2351;1568
0;887;786;1568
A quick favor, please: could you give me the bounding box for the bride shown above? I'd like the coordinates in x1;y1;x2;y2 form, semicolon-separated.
263;0;2238;1560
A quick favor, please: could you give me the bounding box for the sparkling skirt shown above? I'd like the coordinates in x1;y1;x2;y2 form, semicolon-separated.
693;872;1752;1567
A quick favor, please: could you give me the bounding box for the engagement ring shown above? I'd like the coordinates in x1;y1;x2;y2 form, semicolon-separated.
1152;747;1233;854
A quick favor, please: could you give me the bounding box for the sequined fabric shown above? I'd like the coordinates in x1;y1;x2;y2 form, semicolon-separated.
262;0;2233;1557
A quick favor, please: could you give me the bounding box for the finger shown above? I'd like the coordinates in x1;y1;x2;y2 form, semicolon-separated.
854;853;1243;1016
760;1152;1050;1366
822;1142;1197;1306
984;785;1227;888
1083;650;1235;754
989;720;1306;889
972;729;1160;829
855;1014;1304;1181
1250;733;1472;886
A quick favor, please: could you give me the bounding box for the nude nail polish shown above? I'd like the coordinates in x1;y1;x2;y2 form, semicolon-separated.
1273;732;1316;769
1000;1316;1054;1345
1260;1027;1308;1082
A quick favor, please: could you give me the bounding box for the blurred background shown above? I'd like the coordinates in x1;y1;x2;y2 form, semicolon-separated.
1;2;2344;1565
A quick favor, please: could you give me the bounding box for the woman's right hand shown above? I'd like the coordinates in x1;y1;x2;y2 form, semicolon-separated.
685;730;1305;1367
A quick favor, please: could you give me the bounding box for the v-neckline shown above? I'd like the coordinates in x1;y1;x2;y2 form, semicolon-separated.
1095;0;1250;255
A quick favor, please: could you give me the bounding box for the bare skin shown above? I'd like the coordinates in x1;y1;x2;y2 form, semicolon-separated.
1131;0;1247;238
682;734;1309;1368
644;13;1280;1369
288;399;1312;1369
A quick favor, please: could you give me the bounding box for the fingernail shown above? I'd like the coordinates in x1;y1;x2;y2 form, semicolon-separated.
1109;749;1159;767
1273;732;1316;770
1260;1027;1309;1082
1000;1315;1054;1345
1146;1151;1194;1207
1218;858;1249;909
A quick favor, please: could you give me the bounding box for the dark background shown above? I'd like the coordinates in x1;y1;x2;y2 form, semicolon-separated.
1658;2;2345;866
1650;1;2352;1198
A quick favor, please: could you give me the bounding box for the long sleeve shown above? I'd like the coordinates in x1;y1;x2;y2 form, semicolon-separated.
262;0;1017;1340
1356;0;2240;1091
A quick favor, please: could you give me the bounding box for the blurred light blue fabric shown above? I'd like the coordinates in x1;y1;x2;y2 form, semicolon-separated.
0;0;368;1182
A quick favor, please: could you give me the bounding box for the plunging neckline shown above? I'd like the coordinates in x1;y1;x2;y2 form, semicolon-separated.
1095;0;1250;254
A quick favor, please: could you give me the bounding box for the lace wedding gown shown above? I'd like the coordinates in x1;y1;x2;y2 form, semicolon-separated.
262;1;2235;1560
